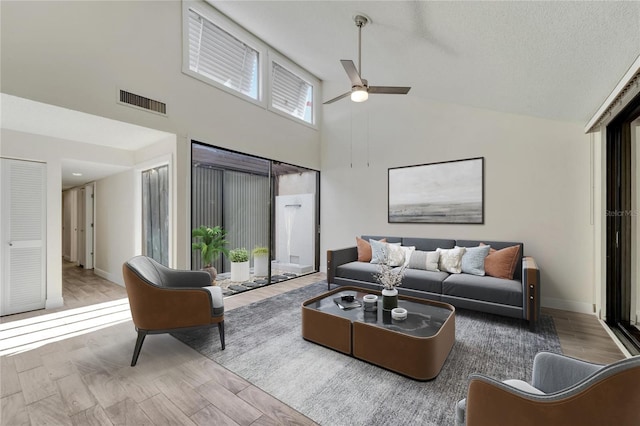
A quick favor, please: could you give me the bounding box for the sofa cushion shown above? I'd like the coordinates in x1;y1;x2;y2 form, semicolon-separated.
336;261;379;283
401;237;455;252
362;235;402;244
402;268;448;294
457;245;491;276
437;247;466;274
481;244;521;280
443;273;523;307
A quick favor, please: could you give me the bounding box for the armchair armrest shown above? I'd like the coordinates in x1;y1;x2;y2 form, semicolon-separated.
326;246;358;288
531;351;603;393
523;256;540;328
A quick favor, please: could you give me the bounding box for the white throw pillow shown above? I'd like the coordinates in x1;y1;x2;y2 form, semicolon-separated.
400;246;415;267
386;244;407;267
437;247;466;274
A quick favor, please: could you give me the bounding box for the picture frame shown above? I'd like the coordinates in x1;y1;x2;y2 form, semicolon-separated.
388;157;484;224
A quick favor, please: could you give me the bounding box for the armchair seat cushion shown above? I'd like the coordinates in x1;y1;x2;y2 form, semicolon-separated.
503;379;545;395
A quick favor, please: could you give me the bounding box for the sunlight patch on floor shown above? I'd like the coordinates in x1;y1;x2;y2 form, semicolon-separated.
0;298;131;356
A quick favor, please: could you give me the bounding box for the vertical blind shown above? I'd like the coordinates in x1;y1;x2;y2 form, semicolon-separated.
188;8;259;99
142;165;169;266
191;165;224;272
271;61;312;122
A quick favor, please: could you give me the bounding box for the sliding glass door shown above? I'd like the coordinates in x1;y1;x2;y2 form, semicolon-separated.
191;142;319;296
606;91;640;355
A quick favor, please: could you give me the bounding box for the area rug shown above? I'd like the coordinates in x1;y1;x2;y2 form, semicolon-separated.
173;282;561;426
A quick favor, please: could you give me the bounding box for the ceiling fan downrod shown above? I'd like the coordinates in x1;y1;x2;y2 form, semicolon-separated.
354;15;368;79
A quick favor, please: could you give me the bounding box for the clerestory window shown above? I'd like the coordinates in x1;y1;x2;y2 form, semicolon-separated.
271;61;314;124
186;8;260;102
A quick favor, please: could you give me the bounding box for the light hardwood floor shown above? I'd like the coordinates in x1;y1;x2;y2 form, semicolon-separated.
0;263;626;425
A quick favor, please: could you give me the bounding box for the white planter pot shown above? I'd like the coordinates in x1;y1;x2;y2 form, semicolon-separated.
253;255;269;277
231;261;250;282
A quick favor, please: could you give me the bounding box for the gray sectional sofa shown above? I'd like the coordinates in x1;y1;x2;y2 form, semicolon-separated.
327;235;540;329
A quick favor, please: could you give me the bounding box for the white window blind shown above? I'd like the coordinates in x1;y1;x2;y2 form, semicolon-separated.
271;61;313;123
188;8;259;100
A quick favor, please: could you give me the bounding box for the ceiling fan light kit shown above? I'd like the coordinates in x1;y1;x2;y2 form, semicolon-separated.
324;14;411;105
351;87;369;102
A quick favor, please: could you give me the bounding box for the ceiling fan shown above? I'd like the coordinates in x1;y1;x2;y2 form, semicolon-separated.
324;14;411;105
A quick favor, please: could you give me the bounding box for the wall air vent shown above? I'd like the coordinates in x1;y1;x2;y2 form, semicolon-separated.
118;90;167;115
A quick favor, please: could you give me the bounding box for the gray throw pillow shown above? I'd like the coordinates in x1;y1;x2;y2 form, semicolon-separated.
457;245;491;276
407;250;440;271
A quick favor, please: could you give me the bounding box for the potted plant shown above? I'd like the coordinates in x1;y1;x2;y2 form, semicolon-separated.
252;246;269;277
229;247;250;282
191;225;228;282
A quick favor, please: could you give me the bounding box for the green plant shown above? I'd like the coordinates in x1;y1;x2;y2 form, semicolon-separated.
191;225;228;267
229;248;249;263
252;246;269;257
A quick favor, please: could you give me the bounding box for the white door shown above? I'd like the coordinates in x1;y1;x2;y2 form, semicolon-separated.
1;159;47;316
77;187;86;267
84;184;94;270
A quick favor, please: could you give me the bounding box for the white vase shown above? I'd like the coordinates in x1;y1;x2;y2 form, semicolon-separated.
253;255;268;277
231;261;250;282
382;287;398;310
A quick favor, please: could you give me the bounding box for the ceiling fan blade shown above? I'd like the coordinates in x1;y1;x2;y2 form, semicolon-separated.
340;60;364;86
368;86;411;95
323;91;351;104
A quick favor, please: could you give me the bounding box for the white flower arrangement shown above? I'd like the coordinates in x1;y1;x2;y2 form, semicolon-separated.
374;255;406;290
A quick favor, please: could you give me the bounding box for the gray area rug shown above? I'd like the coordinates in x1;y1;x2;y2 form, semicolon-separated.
173;282;561;425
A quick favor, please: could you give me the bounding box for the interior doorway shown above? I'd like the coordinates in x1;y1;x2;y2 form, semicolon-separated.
62;183;95;269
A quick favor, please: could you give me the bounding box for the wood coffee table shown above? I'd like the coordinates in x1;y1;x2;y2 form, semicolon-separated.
301;286;455;380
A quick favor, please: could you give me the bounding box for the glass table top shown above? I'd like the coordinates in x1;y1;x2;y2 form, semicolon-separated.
305;289;453;338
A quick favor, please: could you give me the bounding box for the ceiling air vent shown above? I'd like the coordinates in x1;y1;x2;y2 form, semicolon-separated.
118;90;167;115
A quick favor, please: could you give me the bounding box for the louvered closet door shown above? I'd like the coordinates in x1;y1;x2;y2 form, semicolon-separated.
1;158;47;316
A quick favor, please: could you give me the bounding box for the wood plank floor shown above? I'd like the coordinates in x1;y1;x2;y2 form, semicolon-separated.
0;262;626;425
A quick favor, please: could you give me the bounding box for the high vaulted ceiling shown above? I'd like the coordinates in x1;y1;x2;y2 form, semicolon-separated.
211;0;640;123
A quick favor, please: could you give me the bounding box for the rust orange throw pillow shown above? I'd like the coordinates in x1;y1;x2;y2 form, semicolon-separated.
481;243;521;280
356;237;386;262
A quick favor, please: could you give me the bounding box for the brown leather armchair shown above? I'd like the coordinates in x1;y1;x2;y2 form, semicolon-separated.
456;351;640;426
122;256;225;366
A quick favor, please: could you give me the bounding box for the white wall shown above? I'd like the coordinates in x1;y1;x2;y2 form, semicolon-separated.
321;94;593;313
94;170;137;286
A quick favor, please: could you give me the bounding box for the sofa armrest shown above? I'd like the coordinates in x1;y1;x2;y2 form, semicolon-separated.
523;256;540;329
327;246;358;288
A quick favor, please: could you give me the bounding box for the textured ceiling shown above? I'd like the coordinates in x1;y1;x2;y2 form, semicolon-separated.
211;0;640;123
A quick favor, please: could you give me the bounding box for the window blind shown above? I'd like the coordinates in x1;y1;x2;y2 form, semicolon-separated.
271;61;312;122
188;9;259;99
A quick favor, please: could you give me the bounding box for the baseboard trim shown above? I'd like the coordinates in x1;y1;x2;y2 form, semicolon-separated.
45;296;64;309
541;297;594;314
94;268;124;287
